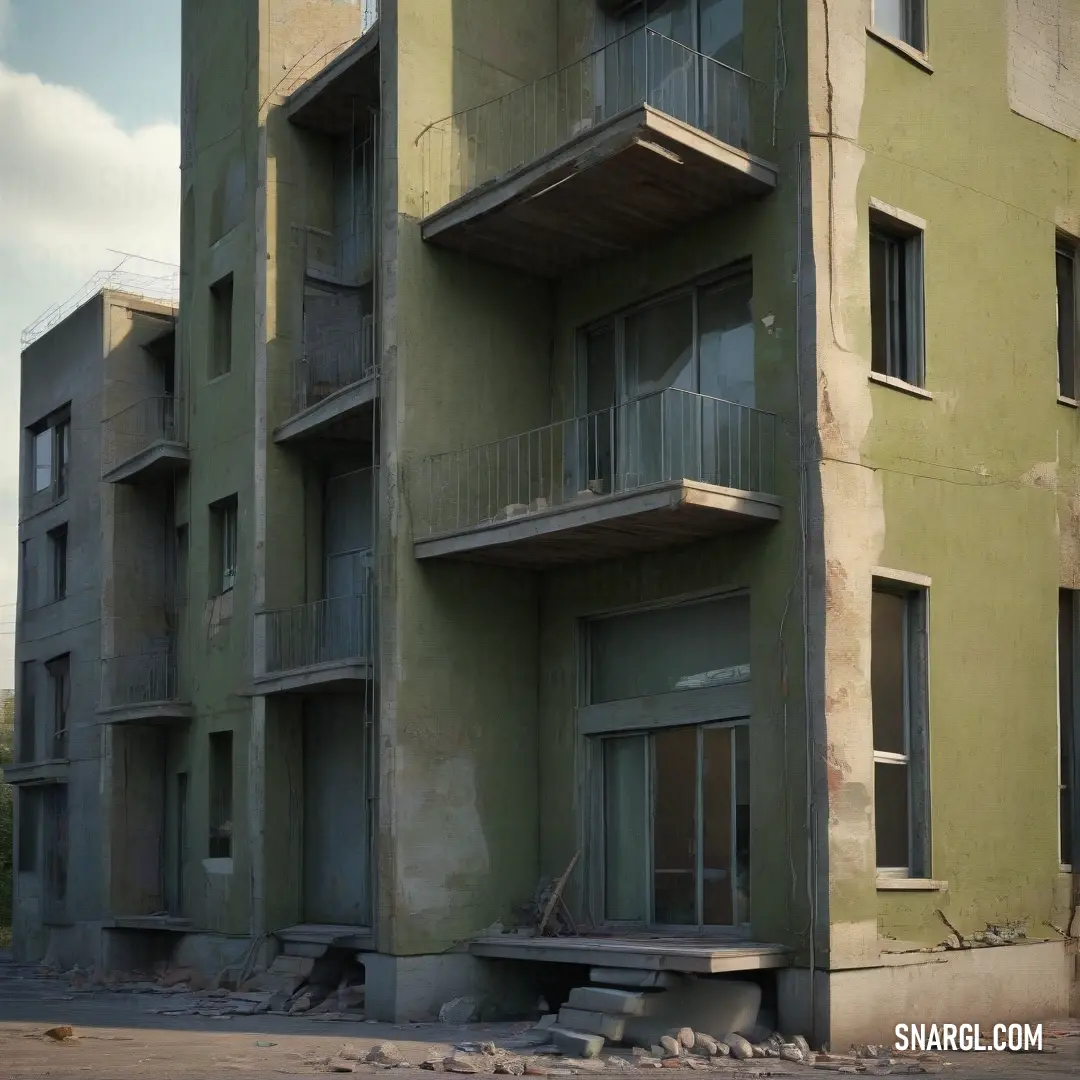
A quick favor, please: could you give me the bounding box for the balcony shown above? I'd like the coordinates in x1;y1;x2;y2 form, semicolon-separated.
413;389;780;567
275;316;377;443
102;396;189;484
254;592;374;695
98;650;192;725
418;28;778;277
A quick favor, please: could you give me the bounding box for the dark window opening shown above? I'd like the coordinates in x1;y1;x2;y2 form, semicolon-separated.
870;218;924;386
209;731;233;859
1057;244;1078;400
47;524;67;602
209;274;234;379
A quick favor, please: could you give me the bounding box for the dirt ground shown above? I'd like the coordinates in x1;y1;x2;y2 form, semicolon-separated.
1;951;1078;1080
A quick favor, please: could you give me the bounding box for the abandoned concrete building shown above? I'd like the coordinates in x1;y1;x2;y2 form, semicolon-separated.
7;0;1080;1048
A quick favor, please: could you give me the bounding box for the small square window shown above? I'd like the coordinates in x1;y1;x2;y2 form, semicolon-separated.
32;429;52;494
870;212;925;387
47;524;67;603
873;0;926;52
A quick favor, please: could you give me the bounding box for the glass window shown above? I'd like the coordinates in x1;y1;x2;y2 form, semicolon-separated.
603;736;648;921
209;731;233;859
624;293;694;398
590;594;750;704
699;276;755;407
870;221;924;386
700;0;742;68
32;429;52;493
873;0;925;51
1058;245;1077;399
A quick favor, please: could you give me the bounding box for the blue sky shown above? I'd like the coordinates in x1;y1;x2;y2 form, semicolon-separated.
1;0;180;130
0;0;181;682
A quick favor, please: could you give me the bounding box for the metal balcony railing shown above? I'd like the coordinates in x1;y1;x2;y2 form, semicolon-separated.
259;590;374;676
294;315;376;414
420;27;752;217
361;0;377;34
415;388;776;538
100;650;179;710
102;395;185;474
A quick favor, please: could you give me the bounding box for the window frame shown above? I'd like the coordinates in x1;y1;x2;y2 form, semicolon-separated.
869;205;926;389
871;575;931;879
1057;238;1080;403
209;273;235;380
27;407;72;505
1058;589;1080;869
208;730;234;860
871;0;927;54
210;497;238;596
576;262;754;415
47;524;68;603
45;654;70;761
589;717;750;932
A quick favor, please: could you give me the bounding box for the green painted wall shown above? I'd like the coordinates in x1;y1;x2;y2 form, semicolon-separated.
807;1;1077;960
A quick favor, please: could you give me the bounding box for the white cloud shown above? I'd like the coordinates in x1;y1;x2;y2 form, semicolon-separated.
0;63;180;683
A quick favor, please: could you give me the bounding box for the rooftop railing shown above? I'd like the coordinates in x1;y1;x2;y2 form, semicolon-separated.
293;315;376;415
102;395;185;474
101;650;179;710
258;587;374;676
415;388;776;538
419;27;752;217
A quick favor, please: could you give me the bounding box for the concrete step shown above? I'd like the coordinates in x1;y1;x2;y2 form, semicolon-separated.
589;967;676;989
568;986;650;1016
557;1006;626;1041
549;1026;606;1059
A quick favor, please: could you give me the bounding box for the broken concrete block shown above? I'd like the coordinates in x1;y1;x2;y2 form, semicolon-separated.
792;1035;811;1056
495;1059;526;1075
558;1007;626;1042
439;996;481;1024
780;1045;805;1063
272;955;316;978
366;1043;404;1066
443;1054;479;1073
712;1042;729;1057
289;994;313;1014
536;1014;558;1029
589;968;675;989
722;1034;753;1061
567;987;649;1016
673;1028;694;1050
658;1036;680;1058
549;1027;606;1059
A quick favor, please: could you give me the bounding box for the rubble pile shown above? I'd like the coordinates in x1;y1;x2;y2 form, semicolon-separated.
53;949;368;1021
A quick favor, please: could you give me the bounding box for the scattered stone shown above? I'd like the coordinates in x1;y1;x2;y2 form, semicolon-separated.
723;1034;754;1061
336;1045;363;1062
440;996;482;1024
674;1029;694;1050
781;1046;806;1064
690;1033;717;1057
44;1026;76;1041
549;1028;605;1059
495;1060;526;1075
713;1043;730;1058
659;1036;681;1058
660;1059;681;1069
366;1044;405;1066
290;994;313;1014
536;1014;558;1030
793;1036;811;1057
751;1044;767;1057
444;1055;479;1074
329;1059;357;1073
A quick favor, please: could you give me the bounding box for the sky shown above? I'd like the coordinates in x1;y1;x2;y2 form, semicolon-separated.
0;0;181;684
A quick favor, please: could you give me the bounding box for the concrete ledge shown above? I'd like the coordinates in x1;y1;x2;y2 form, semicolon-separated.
2;758;69;785
273;376;378;443
102;441;190;484
96;701;194;726
252;659;374;696
470;934;791;974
